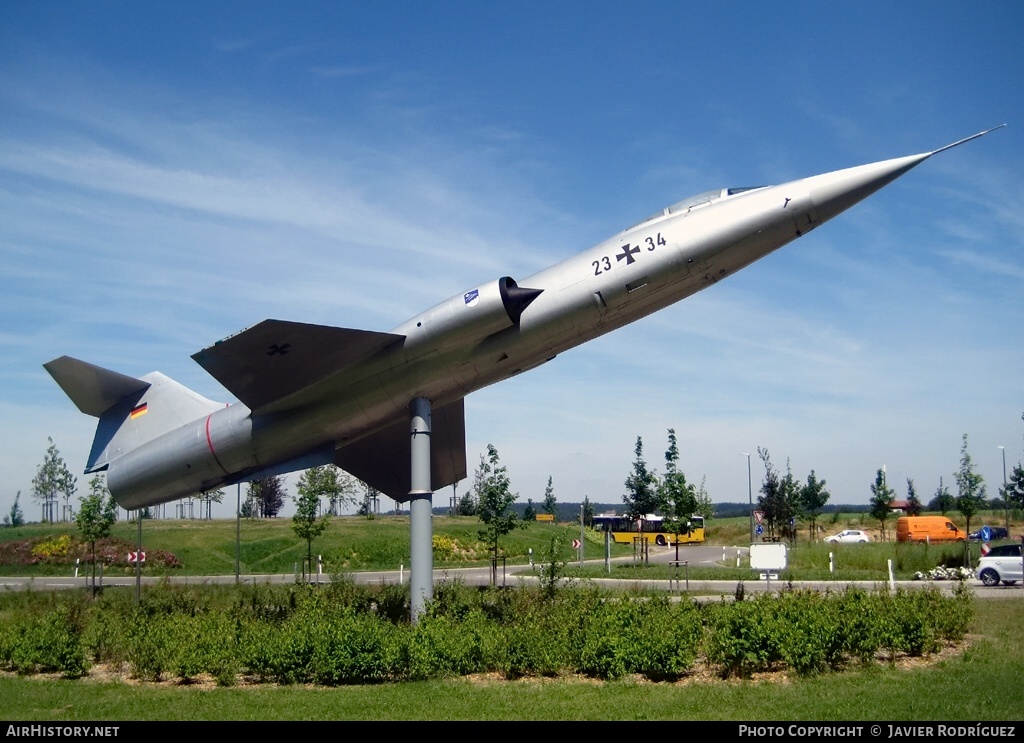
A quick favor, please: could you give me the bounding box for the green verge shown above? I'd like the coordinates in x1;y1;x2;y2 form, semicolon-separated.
0;518;625;576
0;597;1019;721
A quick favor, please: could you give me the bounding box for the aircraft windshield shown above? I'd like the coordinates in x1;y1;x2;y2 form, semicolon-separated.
630;186;766;229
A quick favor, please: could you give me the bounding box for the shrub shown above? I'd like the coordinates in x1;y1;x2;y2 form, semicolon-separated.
706;594;787;677
8;608;89;678
407;611;485;679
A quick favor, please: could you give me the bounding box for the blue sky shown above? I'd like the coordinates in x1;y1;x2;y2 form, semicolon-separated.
2;1;1022;520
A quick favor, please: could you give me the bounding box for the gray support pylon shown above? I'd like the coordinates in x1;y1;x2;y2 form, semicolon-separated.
409;396;433;622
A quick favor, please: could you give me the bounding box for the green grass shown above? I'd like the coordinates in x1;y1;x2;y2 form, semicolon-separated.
576;540;992;582
0;517;633;576
1;511;1015;579
0;597;1019;721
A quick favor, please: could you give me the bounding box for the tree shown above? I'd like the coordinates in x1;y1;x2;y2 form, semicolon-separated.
296;465;358;517
523;498;537;522
954;433;986;539
328;469;360;516
692;476;714;519
1006;462;1024;511
76;475;117;593
869;468;895;540
800;470;830;541
622;436;660;530
31;437;77;522
658;429;697;547
457;489;477;516
542;476;557;515
357;481;380;519
476;444;523;565
778;461;803;542
756;448;797;540
905;478;923;516
928;477;955;514
459;453;489;517
197;489;224;519
5;491;25;527
582;495;594;528
292;477;330;574
249;475;286;517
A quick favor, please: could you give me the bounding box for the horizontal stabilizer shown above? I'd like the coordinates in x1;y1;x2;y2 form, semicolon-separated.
335;398;467;500
44;356;150;417
192;320;404;411
44;356;224;473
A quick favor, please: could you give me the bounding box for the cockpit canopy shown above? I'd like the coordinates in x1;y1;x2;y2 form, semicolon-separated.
631;186;767;229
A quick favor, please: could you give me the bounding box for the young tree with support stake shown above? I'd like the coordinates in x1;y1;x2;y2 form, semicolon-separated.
659;429;696;555
756;447;790;541
623;436;660;532
292;468;344;577
31;437;77;522
476;444;522;581
954;433;986;544
76;475;116;593
869;468;895;541
800;471;830;541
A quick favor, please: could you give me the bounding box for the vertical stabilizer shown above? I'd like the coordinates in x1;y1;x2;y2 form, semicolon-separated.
44;356;224;472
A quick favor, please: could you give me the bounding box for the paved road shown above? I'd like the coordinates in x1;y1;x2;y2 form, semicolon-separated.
2;545;1019;599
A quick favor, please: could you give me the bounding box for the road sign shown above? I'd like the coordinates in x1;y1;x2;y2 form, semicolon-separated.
755;524;764;536
981;543;991;556
128;551;146;563
980;526;992;542
754;510;764;524
572;539;581;549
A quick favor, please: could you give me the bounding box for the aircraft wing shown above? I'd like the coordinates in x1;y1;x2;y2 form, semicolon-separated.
334;397;467;500
192;320;404;412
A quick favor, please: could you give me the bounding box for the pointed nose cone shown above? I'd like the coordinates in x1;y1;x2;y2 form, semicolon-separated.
803;152;931;225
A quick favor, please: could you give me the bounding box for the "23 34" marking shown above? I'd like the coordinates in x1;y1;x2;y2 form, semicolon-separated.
592;233;667;276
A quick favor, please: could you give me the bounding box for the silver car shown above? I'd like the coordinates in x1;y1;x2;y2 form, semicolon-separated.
824;529;870;544
976;543;1023;587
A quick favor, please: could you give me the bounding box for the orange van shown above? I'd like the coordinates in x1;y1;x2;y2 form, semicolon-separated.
895;516;966;543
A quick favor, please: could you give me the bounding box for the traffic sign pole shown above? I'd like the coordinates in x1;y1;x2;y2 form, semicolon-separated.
579;504;585;569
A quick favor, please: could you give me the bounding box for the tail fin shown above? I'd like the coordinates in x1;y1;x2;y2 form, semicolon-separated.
44;356;223;472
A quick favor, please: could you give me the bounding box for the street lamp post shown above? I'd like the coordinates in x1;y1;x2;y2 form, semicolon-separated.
999;446;1008;532
743;453;753;543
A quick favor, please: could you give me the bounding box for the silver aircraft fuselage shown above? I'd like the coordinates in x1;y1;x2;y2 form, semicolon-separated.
45;128;1003;509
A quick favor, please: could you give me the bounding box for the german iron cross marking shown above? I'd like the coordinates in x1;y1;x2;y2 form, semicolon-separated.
616;244;640;265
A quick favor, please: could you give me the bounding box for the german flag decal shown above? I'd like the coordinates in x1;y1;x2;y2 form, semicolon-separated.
130;403;148;419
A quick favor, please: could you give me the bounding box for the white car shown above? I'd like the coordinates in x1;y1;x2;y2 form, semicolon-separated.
976;543;1023;587
824;529;870;544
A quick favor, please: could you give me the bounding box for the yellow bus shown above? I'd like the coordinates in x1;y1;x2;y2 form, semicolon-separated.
592;513;705;546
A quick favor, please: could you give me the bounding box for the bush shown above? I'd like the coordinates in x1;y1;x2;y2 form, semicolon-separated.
0;581;977;686
407;611;485;679
706;595;786;677
8;608;89;678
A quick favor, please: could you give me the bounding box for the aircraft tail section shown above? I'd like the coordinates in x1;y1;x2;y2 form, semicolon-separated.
44;356;224;472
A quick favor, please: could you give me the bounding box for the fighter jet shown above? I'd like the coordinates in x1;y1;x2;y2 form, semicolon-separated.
45;127;1002;512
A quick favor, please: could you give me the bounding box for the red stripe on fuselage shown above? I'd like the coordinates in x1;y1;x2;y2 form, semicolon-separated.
205;414;230;475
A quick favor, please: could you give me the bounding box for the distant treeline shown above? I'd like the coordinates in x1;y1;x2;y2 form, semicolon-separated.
433;502;873;521
712;502;872;519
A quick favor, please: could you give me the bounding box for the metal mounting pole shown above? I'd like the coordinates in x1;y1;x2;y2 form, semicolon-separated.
135;508;142;605
235;482;241;584
409;397;433;622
